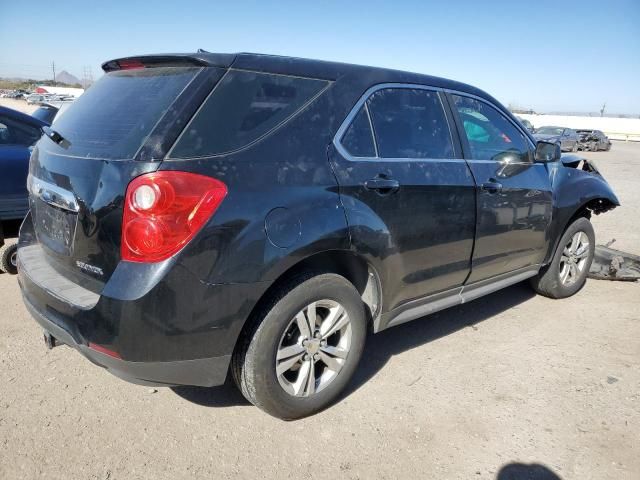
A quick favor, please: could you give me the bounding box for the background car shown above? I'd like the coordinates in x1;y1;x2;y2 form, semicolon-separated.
577;129;611;151
515;116;535;133
25;93;54;105
0;106;47;273
534;126;580;152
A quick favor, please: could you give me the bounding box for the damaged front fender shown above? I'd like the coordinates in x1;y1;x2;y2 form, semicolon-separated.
542;155;620;264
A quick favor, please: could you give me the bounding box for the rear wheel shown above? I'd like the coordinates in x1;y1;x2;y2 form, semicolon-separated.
0;241;18;275
232;273;367;419
530;217;595;298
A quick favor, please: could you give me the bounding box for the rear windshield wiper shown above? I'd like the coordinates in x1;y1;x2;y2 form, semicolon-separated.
42;126;68;146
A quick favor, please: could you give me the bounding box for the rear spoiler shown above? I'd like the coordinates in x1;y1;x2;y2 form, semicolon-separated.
102;52;236;72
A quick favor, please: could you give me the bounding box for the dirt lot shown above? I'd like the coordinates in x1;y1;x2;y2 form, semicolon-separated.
0;141;638;480
0;98;38;115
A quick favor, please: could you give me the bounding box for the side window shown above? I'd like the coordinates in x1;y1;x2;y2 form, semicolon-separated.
0;116;41;146
341;106;375;157
366;88;454;159
452;95;531;162
171;70;328;158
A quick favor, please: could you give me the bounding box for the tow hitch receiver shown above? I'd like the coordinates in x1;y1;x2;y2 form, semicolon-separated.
43;332;57;349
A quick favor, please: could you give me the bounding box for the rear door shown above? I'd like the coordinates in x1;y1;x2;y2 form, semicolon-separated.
27;64;224;289
447;93;553;284
330;85;476;312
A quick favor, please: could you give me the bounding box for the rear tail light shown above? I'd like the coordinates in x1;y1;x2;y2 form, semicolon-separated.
122;171;227;263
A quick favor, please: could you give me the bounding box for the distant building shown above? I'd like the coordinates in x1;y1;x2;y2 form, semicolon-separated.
35;85;84;98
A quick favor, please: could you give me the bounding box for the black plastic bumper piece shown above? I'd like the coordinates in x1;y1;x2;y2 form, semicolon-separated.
23;294;230;387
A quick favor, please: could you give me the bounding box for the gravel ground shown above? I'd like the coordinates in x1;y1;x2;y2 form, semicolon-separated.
0;98;38;115
0;138;638;479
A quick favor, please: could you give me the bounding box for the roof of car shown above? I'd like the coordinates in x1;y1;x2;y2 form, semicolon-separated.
0;106;49;127
102;51;497;104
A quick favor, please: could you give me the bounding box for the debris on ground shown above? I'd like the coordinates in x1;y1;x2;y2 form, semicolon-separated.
589;245;640;281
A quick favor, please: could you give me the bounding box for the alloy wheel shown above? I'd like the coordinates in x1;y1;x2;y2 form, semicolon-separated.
275;300;352;397
559;231;590;286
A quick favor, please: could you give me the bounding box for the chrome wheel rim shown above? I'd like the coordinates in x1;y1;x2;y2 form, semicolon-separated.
276;300;352;397
559;231;590;286
10;250;17;268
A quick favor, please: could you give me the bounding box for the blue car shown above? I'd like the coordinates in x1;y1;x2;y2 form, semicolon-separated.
0;106;47;273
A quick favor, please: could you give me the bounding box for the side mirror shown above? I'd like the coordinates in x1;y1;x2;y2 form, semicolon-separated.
535;141;561;162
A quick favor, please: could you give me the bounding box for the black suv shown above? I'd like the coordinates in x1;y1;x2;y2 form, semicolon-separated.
18;53;619;419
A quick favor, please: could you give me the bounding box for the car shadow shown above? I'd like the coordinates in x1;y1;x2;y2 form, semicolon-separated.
172;377;251;407
496;462;562;479
173;282;536;409
344;281;536;396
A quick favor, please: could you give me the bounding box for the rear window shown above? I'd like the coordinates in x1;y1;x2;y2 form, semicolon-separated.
32;106;58;124
47;67;200;160
0;115;41;146
170;70;328;158
366;88;454;159
341;106;376;157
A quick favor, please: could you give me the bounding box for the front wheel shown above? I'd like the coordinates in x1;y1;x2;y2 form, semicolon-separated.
530;217;595;299
232;273;367;419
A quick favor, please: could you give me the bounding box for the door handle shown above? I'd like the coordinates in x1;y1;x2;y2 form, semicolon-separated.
480;181;503;194
364;177;400;195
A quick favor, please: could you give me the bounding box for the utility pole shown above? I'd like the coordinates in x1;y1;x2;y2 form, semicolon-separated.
51;61;56;86
82;65;94;89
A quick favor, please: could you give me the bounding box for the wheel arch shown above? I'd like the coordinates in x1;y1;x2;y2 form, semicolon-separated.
544;195;618;265
231;249;382;355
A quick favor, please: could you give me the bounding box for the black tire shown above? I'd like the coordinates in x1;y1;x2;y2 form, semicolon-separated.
232;273;367;419
530;217;595;299
0;241;18;275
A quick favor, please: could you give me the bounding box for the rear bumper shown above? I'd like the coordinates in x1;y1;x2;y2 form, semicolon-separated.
17;212;269;387
23;293;230;387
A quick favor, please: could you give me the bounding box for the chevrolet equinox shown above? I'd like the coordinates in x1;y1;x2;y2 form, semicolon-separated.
18;52;619;419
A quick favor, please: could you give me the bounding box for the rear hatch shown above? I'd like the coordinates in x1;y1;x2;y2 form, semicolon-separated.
27;59;226;291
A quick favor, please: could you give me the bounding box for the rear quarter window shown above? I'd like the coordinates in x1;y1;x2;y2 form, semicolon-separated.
169;70;328;158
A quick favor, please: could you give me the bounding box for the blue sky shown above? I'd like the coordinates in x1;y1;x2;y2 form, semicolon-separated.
1;0;638;114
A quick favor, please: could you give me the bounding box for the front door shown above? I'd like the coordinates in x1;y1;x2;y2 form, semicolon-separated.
330;86;476;312
447;94;553;284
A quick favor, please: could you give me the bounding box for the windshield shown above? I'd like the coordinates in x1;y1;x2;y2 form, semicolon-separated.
536;127;564;135
45;66;200;160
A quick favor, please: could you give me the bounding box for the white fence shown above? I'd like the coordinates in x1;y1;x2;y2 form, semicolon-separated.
518;114;640;142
